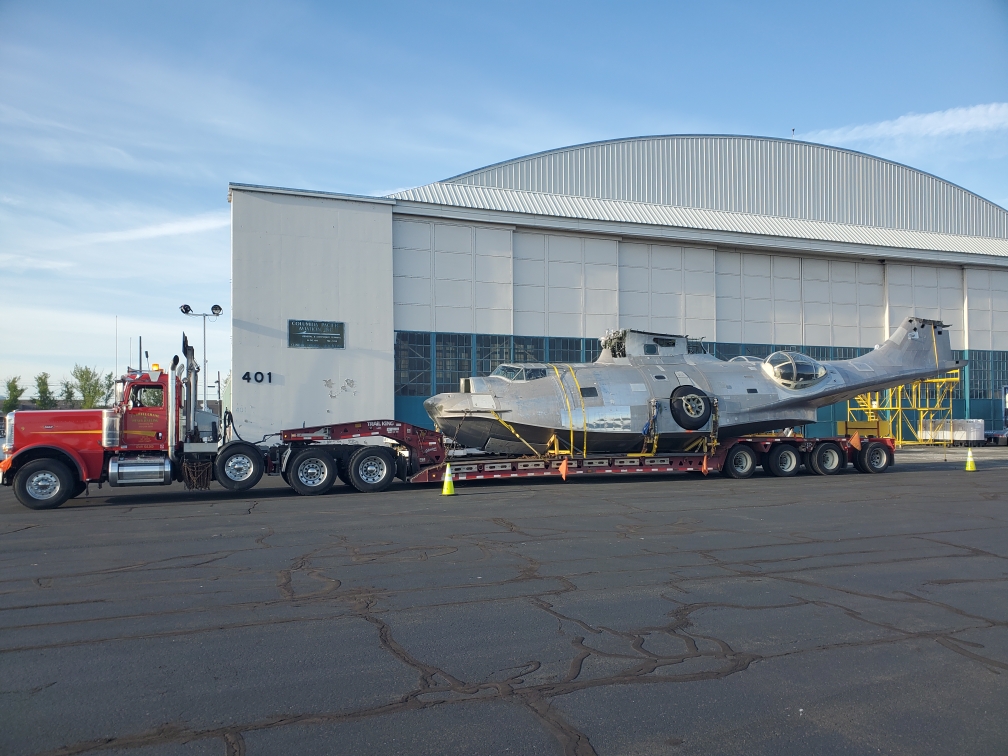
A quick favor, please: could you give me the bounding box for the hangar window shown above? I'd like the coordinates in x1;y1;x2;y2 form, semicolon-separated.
762;351;827;389
395;332;431;396
549;337;582;363
435;333;473;394
476;335;511;376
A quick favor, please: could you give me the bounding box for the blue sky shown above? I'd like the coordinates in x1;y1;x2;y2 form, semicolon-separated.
2;0;1007;392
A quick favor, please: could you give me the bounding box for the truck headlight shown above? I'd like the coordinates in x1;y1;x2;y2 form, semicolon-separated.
2;412;14;453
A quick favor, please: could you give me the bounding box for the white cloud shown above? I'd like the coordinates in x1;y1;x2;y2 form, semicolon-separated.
74;212;230;245
19;211;231;253
806;103;1008;144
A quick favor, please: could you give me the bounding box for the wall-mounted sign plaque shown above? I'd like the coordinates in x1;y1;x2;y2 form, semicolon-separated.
288;320;345;349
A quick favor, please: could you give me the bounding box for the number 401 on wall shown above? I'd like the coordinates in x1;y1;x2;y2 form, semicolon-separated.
242;371;272;383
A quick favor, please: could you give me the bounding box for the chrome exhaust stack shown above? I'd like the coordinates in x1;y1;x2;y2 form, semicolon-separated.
167;355;180;463
182;334;198;440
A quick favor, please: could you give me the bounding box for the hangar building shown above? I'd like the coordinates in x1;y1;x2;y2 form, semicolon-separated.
228;135;1008;440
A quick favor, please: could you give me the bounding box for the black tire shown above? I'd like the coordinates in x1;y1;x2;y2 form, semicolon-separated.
723;444;756;479
287;448;337;496
857;442;891;474
670;385;712;431
811;441;846;475
214;443;264;492
766;444;800;477
13;459;74;510
336;458;353;487
347;447;397;493
851;448;867;473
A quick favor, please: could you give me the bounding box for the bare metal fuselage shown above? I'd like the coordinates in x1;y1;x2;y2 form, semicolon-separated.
424;316;963;455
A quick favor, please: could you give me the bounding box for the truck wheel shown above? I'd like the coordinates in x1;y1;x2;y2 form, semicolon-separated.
857;442;891;474
723;444;756;479
811;441;846;475
348;447;396;493
766;444;800;477
288;448;337;495
670;386;712;431
13;459;74;510
215;443;264;492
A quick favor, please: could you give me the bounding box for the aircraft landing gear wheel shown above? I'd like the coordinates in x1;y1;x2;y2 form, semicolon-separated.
288;448;337;495
858;442;891;474
766;444;800;477
669;386;712;431
810;441;846;475
348;447;396;493
723;444;756;479
13;459;74;510
215;443;264;492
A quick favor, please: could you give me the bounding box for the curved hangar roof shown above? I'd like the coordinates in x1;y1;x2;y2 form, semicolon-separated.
390;135;1008;259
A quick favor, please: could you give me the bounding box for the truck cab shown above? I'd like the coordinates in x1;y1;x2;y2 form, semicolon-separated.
1;336;264;509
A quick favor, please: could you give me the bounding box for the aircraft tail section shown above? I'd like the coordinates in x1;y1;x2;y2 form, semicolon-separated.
832;316;965;401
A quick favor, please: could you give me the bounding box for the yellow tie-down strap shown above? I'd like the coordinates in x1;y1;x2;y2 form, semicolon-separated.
490;410;541;458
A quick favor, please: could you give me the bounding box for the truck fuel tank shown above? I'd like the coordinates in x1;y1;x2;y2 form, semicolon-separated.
109;456;172;486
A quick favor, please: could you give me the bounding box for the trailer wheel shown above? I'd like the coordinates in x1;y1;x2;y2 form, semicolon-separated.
336;459;353;487
215;443;264;492
348;447;396;493
766;444;800;477
723;444;756;479
857;442;891;474
13;459;74;510
288;448;337;495
670;386;712;431
810;441;846;475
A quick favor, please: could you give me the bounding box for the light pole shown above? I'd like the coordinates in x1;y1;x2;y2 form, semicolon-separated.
180;304;223;411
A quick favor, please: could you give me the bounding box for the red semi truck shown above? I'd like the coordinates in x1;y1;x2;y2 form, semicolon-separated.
1;339;894;510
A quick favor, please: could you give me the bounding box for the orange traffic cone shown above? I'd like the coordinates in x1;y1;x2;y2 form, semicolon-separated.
442;464;456;495
558;458;569;481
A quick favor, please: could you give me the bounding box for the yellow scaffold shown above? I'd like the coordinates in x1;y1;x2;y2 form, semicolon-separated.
841;370;960;447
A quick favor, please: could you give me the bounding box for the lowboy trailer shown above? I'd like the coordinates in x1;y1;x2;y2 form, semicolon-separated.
275;419;894;496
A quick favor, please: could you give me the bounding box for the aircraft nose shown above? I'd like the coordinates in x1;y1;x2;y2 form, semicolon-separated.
423;393;459;436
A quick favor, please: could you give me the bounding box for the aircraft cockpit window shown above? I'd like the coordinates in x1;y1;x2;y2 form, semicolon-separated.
491;365;525;381
490;365;549;381
643;344;658;355
762;352;827;389
728;355;763;363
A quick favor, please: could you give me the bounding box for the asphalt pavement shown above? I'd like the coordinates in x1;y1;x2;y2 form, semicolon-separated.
2;448;1007;755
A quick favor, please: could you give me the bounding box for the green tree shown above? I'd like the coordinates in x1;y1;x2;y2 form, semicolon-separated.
3;376;25;413
35;372;57;409
71;365;105;409
60;378;76;406
101;372;114;407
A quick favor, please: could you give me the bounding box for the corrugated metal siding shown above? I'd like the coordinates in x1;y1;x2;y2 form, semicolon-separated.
392;182;1008;258
429;136;1008;239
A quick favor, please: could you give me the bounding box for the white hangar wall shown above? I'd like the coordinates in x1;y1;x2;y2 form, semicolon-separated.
390;213;1008;354
230;187;395;441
